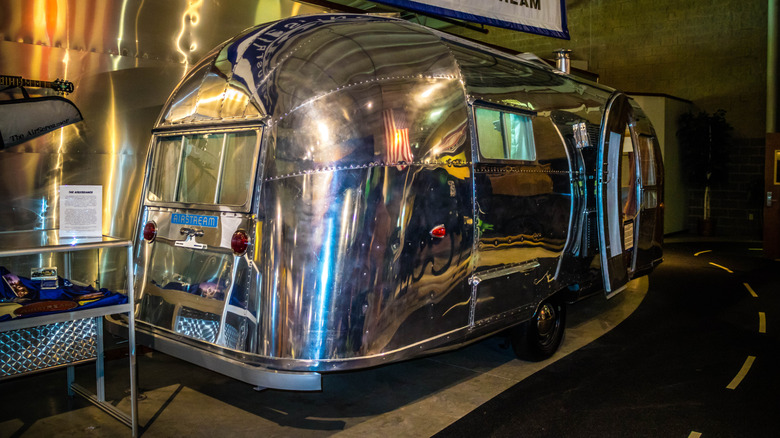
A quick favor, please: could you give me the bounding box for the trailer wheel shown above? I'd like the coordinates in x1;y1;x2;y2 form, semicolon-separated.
511;295;566;361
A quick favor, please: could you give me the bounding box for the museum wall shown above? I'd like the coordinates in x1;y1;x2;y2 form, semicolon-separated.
0;0;329;239
0;0;768;240
447;0;768;238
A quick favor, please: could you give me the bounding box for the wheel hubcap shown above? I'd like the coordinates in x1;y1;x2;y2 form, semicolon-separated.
536;303;558;345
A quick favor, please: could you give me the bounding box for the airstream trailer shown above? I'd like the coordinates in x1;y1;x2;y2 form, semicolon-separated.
121;14;663;391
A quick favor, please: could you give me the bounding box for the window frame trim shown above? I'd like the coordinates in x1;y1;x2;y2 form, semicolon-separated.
143;125;263;213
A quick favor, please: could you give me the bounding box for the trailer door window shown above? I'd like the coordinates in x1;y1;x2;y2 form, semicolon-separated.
147;130;259;207
475;107;536;161
638;134;659;208
621;127;638;219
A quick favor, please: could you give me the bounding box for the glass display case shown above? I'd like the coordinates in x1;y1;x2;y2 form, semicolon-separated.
0;230;137;436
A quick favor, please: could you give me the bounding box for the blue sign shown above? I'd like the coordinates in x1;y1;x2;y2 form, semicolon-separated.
171;213;218;228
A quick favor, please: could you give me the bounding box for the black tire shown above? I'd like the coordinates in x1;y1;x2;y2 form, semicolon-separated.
511;295;566;361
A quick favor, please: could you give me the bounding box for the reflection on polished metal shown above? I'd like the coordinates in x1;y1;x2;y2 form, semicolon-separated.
127;14;664;390
0;0;330;291
536;302;557;345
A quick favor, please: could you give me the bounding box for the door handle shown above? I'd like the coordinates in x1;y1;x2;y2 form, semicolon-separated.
768;191;775;207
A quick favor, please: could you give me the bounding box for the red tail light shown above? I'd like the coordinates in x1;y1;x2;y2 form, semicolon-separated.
429;224;446;238
231;229;250;255
143;221;157;242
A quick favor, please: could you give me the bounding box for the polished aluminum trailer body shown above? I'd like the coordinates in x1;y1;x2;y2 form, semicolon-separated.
131;14;663;390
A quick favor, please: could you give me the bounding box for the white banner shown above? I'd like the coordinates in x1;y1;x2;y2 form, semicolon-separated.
373;0;568;39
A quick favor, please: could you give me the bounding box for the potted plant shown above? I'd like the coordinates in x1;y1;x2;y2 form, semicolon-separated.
677;109;732;236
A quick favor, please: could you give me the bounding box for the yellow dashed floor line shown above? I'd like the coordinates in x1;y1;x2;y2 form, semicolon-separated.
709;262;733;273
726;356;756;390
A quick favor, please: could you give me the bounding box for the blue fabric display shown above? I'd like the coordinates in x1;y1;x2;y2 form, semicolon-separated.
0;266;128;321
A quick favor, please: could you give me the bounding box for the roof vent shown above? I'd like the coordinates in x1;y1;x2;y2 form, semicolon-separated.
554;49;572;74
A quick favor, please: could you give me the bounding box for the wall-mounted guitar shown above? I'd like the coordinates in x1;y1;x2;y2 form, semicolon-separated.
0;75;80;148
0;75;75;95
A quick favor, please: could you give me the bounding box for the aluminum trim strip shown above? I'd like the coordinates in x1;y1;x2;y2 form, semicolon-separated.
139;327;322;391
469;260;540;286
0;235;131;258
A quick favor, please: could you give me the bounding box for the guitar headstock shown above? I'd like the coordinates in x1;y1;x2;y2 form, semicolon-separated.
52;78;74;95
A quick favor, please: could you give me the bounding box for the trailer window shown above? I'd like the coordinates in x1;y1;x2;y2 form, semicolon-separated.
149;137;182;202
147;130;259;207
638;135;657;186
475;108;536;161
218;132;257;205
637;134;659;209
178;134;221;204
621;128;638;218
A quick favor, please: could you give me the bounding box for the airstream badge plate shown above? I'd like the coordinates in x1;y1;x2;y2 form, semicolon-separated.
171;213;218;228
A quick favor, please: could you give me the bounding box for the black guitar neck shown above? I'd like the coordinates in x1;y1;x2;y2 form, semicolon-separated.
0;75;75;94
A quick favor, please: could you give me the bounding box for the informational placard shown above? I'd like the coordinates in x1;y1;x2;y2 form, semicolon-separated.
59;185;102;238
371;0;569;39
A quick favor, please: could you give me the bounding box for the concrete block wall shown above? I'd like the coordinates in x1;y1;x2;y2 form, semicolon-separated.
448;0;769;238
686;138;765;238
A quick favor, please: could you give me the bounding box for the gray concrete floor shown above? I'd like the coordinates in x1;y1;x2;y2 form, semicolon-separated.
0;278;647;437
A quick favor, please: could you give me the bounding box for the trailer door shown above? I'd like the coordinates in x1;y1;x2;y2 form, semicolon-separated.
470;105;572;322
135;129;262;350
597;93;640;297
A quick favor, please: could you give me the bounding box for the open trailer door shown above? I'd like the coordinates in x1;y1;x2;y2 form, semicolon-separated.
597;93;640;298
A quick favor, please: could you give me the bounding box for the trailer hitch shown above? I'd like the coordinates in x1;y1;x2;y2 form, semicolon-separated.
179;227;205;237
175;227;207;250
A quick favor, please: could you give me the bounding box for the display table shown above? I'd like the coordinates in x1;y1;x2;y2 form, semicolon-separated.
0;231;137;437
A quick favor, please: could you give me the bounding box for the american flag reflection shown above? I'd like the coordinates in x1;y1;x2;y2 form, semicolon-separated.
383;108;413;164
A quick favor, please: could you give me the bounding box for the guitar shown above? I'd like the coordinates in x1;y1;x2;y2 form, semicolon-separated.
0;75;75;94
